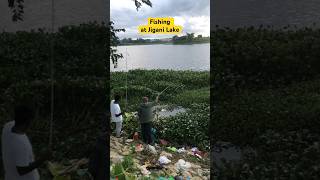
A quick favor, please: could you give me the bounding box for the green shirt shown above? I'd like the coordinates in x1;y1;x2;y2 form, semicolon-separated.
137;102;156;124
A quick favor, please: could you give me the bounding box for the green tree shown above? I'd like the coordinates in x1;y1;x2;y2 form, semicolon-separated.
186;32;195;42
172;35;179;42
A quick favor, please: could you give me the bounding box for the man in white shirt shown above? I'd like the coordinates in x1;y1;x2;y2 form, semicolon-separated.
1;105;51;180
110;94;124;137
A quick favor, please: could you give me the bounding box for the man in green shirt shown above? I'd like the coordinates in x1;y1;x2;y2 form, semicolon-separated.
137;95;159;144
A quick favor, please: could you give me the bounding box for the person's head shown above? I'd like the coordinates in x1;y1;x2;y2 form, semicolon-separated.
114;94;121;102
14;105;35;131
142;96;149;103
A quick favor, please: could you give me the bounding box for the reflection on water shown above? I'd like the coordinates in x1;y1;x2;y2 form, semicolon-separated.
156;106;187;118
111;43;210;71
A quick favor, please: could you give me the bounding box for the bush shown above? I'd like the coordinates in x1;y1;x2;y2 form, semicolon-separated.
211;26;320;179
214;130;320;179
212;78;320;146
172;88;210;107
111;70;209;110
122;112;140;138
0;23;108;175
212;26;320;91
154;104;210;150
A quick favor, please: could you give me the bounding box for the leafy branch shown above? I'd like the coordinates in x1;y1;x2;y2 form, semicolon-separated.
134;0;152;11
110;21;125;67
8;0;24;22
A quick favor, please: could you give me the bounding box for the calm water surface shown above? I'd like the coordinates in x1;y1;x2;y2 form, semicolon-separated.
111;43;210;71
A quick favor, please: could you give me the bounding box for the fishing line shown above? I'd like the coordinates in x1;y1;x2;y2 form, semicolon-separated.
125;48;128;110
158;86;170;96
154;84;184;120
157;84;184;97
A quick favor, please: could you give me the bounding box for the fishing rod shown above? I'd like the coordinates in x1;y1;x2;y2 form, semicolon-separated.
156;84;185;97
154;84;185;121
125;48;128;110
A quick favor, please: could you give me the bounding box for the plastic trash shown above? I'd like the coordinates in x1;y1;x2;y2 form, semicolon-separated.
191;147;202;157
160;139;168;146
195;153;202;159
175;159;191;172
177;147;186;153
174;176;183;180
147;144;157;154
112;155;123;164
135;144;143;152
139;165;151;176
158;156;171;165
125;139;133;143
167;147;177;152
191;147;198;152
160;151;173;158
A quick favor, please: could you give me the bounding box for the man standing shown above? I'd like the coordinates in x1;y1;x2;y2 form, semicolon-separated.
110;94;124;138
1;105;51;180
137;95;159;145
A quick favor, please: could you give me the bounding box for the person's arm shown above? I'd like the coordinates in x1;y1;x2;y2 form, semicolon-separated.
114;104;124;117
16;150;51;176
16;158;46;175
150;95;160;106
115;112;124;117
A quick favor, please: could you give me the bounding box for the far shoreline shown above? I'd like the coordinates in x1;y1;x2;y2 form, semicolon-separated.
118;41;210;46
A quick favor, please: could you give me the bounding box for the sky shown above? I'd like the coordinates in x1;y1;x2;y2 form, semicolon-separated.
110;0;210;39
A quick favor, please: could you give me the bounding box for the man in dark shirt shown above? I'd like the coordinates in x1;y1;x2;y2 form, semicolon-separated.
137;96;159;145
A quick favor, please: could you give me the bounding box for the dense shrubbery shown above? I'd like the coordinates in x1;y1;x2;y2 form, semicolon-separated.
212;26;320;179
214;130;320;179
111;70;209;110
111;70;210;150
212;26;320;144
155;104;210;150
0;23;108;176
212;26;320;91
213;79;320;145
122;105;210;151
0;22;108;81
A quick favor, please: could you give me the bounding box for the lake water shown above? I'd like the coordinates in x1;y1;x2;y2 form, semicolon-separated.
110;43;210;71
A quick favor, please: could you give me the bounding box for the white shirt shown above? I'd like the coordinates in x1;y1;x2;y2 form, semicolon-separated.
1;121;40;180
110;100;123;123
